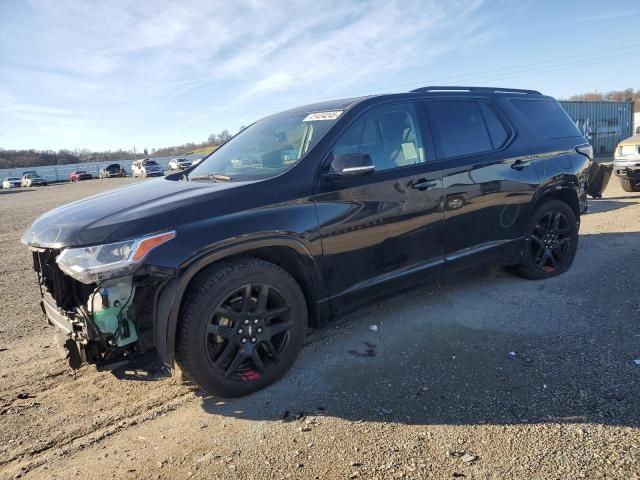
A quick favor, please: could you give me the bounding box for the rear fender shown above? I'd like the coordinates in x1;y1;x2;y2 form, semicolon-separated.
531;182;581;222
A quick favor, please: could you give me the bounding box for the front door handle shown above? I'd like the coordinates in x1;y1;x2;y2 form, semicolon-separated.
511;159;532;170
410;178;438;191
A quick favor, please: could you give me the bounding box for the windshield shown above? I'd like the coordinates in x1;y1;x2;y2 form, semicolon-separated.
144;160;158;166
189;110;341;181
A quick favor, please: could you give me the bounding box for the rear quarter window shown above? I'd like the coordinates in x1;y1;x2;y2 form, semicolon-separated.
478;102;509;149
512;99;581;139
429;100;492;158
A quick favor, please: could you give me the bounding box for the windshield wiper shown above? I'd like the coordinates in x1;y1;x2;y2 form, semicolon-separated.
190;173;232;182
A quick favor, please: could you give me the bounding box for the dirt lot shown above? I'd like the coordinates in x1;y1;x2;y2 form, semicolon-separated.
1;178;639;480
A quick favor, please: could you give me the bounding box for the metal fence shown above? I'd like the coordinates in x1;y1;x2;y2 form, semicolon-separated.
0;154;202;183
559;101;634;159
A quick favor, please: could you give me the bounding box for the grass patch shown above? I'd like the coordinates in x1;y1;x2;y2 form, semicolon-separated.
191;145;218;156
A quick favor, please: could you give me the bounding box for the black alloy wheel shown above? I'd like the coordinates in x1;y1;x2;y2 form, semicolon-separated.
176;258;307;397
529;211;571;272
514;199;578;280
206;283;292;381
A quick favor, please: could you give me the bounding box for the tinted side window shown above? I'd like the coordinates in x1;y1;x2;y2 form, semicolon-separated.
512;99;581;138
430;101;492;158
478;102;508;149
332;103;426;172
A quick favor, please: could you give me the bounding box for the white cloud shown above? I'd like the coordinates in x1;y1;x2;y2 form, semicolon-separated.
0;0;491;149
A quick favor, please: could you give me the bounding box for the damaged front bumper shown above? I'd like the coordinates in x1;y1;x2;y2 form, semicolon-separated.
31;247;168;369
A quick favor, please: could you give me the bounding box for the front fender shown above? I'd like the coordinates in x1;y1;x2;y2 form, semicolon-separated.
154;235;328;368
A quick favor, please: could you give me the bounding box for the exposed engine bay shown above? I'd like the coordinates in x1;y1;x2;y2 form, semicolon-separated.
32;248;159;369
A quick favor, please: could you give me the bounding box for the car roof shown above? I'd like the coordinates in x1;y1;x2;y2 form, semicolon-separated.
274;86;550;118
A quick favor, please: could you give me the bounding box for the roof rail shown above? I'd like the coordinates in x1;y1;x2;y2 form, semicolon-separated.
410;86;541;95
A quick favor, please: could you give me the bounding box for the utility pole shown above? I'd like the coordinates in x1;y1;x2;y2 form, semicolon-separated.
133;145;137;161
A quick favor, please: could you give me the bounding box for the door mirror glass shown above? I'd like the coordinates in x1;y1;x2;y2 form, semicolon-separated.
329;153;375;177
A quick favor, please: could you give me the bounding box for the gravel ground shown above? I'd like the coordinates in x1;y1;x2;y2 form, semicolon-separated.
0;178;639;480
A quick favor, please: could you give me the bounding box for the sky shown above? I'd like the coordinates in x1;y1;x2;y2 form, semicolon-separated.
0;0;639;152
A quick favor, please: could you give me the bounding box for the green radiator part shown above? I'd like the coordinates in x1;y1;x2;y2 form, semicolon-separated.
93;307;138;346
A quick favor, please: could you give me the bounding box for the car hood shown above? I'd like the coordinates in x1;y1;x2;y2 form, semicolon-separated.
22;178;255;248
618;134;640;147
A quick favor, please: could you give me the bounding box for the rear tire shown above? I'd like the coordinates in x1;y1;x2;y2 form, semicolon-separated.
514;200;578;280
620;178;640;192
176;258;307;397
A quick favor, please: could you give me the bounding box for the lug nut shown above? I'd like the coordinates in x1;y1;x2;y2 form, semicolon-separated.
257;327;263;333
238;328;243;334
251;337;257;343
241;338;247;344
244;319;250;325
253;319;259;324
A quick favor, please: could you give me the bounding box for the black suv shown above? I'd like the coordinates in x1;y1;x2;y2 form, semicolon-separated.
23;86;591;397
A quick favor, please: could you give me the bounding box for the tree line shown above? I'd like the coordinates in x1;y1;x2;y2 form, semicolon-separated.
0;129;241;170
567;88;640;111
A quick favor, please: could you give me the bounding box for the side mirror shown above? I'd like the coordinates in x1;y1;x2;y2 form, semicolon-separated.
328;153;375;178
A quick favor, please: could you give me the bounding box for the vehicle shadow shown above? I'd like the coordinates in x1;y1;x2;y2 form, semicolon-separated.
109;351;171;382
585;197;639;214
195;231;640;428
601;194;640;201
0;189;32;195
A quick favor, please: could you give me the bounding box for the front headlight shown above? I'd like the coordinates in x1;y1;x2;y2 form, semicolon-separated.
56;231;176;284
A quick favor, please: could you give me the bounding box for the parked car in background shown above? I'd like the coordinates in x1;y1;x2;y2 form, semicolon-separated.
69;171;93;182
169;158;192;170
22;86;591;398
614;134;640;192
3;177;22;189
132;159;164;178
21;173;47;187
99;163;127;178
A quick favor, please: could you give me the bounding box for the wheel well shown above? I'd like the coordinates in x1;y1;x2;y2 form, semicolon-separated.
536;188;580;221
237;247;319;327
181;246;320;328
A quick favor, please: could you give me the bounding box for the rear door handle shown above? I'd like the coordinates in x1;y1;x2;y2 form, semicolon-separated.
410;178;438;191
511;159;532;170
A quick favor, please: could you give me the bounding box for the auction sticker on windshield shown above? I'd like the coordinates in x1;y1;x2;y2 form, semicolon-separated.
303;111;342;122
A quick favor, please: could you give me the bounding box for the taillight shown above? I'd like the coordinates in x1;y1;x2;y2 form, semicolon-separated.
576;144;593;161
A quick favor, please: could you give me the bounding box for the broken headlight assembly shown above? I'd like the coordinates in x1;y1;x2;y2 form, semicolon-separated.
56;231;176;284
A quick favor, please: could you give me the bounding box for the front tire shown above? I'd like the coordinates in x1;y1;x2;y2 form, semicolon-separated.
514;200;578;280
620;178;640;192
176;258;308;397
